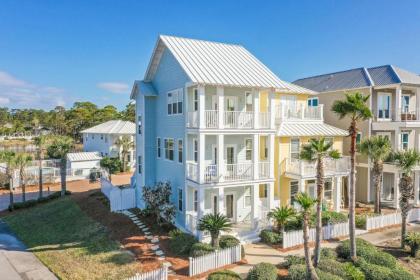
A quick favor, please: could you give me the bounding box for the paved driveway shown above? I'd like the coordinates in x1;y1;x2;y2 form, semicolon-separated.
0;220;57;280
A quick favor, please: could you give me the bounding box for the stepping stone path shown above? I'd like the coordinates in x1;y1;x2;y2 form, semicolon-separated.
120;210;176;275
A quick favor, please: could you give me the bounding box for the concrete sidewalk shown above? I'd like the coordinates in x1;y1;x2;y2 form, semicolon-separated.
230;222;420;277
0;220;57;280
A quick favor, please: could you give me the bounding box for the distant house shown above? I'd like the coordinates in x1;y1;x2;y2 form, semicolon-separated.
81;120;136;168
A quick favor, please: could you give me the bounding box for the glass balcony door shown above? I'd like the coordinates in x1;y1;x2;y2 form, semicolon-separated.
377;93;391;119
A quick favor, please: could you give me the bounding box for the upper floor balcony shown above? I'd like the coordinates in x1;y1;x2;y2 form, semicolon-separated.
187;111;270;129
275;104;323;124
283;156;350;179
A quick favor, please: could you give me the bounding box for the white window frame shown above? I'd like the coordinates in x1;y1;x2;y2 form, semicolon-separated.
324;179;333;202
307;97;319;107
156;137;161;158
245;92;253;112
377;92;392;120
401;132;409;150
402;94;410;113
290;138;300;159
245;138;252;161
167;89;183;116
178;139;183;163
178;188;183;212
244;186;251;207
164;138;175;161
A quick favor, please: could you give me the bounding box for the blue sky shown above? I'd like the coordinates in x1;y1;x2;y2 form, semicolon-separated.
1;0;419;110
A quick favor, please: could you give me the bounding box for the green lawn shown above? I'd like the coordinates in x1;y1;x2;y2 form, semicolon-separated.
4;197;140;280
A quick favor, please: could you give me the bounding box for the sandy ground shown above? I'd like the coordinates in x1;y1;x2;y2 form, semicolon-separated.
0;173;132;211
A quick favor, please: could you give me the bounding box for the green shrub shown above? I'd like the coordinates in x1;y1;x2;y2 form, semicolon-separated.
208;270;241;280
355;215;367;229
320;248;337;260
219;235;245;259
355;258;393;280
168;228;183;239
321;211;348;225
189;242;215;257
168;231;196;256
316;269;343;280
259;229;282;244
404;231;420;258
288;265;306;280
246;262;277;280
9;199;38;210
280;255;305;268
336;239;395;268
342;263;365;280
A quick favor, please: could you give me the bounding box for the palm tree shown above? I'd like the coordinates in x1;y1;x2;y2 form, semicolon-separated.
0;151;17;210
392;149;420;248
267;205;295;233
115;135;134;172
300;137;341;267
295;192;319;280
34;135;50;198
14;153;33;202
358;135;392;214
198;213;232;247
47;136;74;196
332;92;372;260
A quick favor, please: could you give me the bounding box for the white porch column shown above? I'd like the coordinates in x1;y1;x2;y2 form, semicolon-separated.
198;85;205;128
394;172;400;209
299;179;306;193
415;171;420;206
269;89;276;129
198;133;205;183
217;86;224;129
416;88;420;120
253;134;259;180
395;127;401;151
217;134;225;182
197;187;205;240
217;187;225;215
251;183;259;228
268;182;275;211
253;89;260;129
334;176;342;212
395;86;402;121
268;134;275;178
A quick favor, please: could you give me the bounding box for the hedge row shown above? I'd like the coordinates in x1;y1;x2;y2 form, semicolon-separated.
8;190;72;211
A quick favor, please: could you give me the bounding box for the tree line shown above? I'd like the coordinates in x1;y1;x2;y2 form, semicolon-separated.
0;101;135;140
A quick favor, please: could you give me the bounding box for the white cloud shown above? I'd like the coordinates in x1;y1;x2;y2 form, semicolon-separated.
97;82;129;94
0;70;68;109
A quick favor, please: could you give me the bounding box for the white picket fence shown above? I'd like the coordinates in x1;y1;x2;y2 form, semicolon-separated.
189;245;242;276
366;208;420;231
100;178;136;212
282;222;349;248
126;266;168;280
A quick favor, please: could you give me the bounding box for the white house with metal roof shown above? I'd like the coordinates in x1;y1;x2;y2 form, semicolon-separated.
131;35;349;242
81;120;136;168
66;152;102;178
294;65;420;208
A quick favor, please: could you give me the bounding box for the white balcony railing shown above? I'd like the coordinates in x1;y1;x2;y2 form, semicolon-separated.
224;111;253;128
285;156;350;178
205;110;218;128
187;111;198;127
204;164;218;182
224;163;253;181
275;104;323;123
259;161;270;178
375;108;420;122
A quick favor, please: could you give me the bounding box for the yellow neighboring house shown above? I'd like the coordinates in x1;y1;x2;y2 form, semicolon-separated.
263;92;349;212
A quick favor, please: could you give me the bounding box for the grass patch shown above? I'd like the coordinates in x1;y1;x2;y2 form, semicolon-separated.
4;197;140;280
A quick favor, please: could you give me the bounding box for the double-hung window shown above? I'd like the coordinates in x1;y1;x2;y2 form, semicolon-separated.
165;138;174;160
307;97;319;107
244;186;251;207
193;139;198;162
324;179;333;202
193;88;198;111
245;139;252;161
290;181;299;206
178;189;183;211
157;138;161;158
193;190;198;212
138;156;142;174
138;115;142;134
401;132;409;150
290;138;300;159
178;139;183;163
245;92;253;112
167;90;183;115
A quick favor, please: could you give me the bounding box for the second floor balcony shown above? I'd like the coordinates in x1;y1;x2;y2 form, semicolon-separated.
284;156;350;179
187;111;270;129
187;161;271;183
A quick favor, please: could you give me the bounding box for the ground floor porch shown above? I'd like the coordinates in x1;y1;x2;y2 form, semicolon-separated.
184;182;277;241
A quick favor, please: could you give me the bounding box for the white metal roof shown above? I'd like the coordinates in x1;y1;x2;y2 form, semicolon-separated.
277;123;348;137
144;35;316;94
81;120;135;135
67;152;102;162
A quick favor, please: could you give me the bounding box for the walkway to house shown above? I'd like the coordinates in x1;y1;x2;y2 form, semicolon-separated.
0;220;57;280
229;222;420;277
